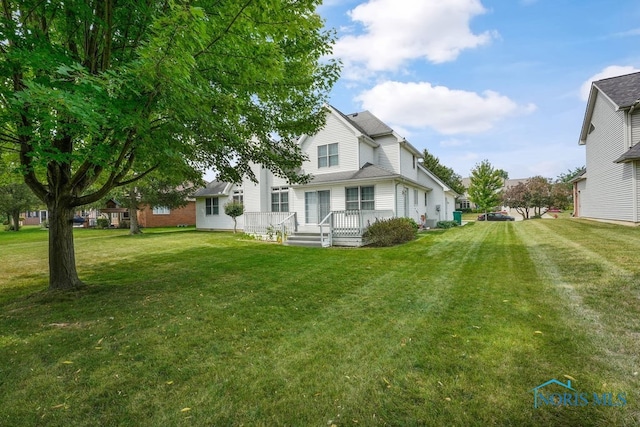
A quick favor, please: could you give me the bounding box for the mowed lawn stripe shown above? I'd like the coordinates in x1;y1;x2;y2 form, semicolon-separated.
1;224;638;425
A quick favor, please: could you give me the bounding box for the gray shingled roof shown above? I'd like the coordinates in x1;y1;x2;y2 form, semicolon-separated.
594;72;640;109
193;180;230;197
343;111;393;137
614;142;640;163
305;163;398;184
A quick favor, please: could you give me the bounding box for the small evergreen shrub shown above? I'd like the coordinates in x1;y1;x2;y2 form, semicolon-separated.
436;220;459;229
96;218;110;229
363;217;417;247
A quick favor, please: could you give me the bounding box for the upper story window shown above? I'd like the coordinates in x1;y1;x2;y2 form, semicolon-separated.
345;186;374;210
412;155;416;169
318;143;338;168
205;197;219;215
232;190;243;204
271;187;289;212
153;206;170;215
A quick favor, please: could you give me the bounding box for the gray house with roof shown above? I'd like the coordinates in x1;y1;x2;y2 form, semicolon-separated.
576;71;640;224
194;105;458;245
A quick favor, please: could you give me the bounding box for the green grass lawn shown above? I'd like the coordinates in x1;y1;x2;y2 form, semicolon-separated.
1;221;639;426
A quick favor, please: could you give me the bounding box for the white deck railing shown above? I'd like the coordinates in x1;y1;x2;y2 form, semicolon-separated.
244;210;394;246
331;209;395;237
244;212;293;235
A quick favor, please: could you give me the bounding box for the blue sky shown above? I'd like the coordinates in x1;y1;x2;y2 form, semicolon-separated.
317;0;640;179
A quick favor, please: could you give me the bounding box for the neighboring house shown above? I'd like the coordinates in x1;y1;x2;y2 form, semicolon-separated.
576;71;640;224
136;201;196;228
195;105;459;246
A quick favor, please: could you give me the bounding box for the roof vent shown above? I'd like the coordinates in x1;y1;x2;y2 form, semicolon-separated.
352;113;358;117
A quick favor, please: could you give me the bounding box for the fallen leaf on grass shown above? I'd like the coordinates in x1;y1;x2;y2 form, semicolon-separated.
166;381;174;385
62;361;73;364
564;375;576;381
51;404;67;409
181;407;191;412
533;331;543;335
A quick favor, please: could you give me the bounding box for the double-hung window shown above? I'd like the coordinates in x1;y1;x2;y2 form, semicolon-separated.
232;190;244;204
271;187;289;212
205;197;219;215
318;143;338;168
345;186;375;210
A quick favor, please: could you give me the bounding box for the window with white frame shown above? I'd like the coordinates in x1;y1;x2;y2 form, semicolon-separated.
205;197;219;215
271;187;289;212
345;186;374;210
424;192;428;207
152;206;170;215
232;190;244;204
460;200;471;210
318;143;338;168
414;189;418;205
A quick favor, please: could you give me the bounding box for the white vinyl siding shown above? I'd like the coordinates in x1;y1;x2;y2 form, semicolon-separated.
301;113;359;174
399;146;418;180
632;111;640;147
196;196;239;230
359;141;375;167
582;93;633;221
375;134;400;173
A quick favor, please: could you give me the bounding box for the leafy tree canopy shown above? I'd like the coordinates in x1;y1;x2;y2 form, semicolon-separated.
467;160;504;213
421;149;465;195
0;0;340;290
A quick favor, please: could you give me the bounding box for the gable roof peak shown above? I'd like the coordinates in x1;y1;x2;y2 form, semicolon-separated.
592;71;640;109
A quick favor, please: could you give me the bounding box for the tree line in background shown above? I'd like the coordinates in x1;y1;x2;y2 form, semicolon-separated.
466;160;584;219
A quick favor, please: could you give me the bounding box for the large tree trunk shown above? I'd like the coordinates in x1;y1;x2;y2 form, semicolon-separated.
128;188;142;235
47;202;85;291
11;210;21;231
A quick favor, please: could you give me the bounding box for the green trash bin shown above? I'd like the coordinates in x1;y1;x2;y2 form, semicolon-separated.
453;211;462;225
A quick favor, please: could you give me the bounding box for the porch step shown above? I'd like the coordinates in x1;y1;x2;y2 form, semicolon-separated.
285;232;323;248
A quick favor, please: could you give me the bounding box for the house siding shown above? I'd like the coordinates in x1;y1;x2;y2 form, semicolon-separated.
399;146;418;181
359;140;375;167
375;134;400;173
301;113;358;175
632;111;640;147
582;93;633;221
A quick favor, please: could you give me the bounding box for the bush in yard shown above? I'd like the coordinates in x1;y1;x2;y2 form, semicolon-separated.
436;220;459;229
96;218;110;229
363;218;417;247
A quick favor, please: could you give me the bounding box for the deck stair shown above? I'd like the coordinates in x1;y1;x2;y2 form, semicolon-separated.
284;232;323;248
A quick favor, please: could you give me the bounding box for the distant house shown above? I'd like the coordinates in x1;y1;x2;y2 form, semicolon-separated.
136;202;196;228
194;105;459;246
576;71;640;224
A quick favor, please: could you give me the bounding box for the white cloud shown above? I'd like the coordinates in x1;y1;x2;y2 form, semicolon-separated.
439;138;470;147
333;0;495;74
355;81;536;135
580;65;640;101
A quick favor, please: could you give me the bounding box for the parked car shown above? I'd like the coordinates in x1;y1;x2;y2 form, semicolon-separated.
73;215;86;224
477;212;515;221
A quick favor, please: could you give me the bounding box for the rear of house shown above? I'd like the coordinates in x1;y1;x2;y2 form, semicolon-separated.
195;106;458;245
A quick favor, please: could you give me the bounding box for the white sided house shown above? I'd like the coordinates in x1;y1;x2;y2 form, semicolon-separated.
195;106;458;246
576;71;640;224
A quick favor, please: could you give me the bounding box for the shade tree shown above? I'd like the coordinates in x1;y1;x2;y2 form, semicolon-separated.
0;1;339;290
